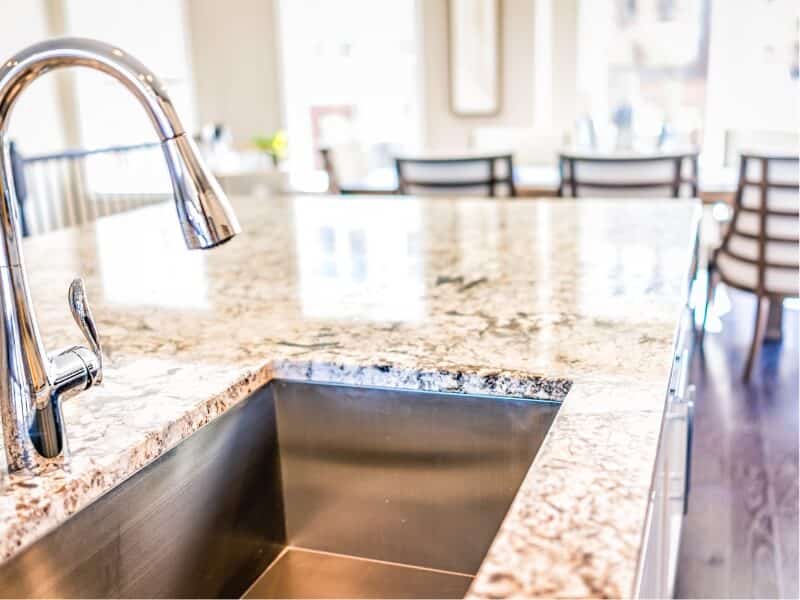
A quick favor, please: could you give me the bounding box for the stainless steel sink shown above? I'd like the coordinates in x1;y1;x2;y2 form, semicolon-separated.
0;381;559;599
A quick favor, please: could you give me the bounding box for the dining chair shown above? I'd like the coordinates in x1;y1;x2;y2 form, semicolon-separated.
319;145;397;195
557;152;699;198
700;153;799;382
319;145;358;194
394;154;516;197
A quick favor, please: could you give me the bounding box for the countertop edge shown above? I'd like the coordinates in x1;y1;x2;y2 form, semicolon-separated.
0;358;573;564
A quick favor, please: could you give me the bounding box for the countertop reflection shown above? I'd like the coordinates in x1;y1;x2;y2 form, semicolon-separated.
25;193;698;389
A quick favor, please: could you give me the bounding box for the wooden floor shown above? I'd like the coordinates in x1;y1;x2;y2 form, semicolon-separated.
675;287;799;599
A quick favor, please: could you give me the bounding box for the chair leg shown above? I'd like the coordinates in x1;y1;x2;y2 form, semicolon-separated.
698;264;718;346
743;295;770;383
764;297;784;342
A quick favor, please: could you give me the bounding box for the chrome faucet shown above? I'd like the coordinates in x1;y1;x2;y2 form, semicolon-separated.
0;38;241;473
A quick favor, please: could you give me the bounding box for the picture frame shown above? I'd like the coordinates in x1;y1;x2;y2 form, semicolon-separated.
448;0;502;117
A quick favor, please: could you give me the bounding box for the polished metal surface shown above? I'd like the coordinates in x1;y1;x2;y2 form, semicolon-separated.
66;278;103;386
243;548;473;599
161;134;241;249
273;381;558;575
0;385;284;598
0;38;240;472
0;381;559;598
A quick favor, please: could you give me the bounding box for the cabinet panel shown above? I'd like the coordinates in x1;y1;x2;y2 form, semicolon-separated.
636;308;695;598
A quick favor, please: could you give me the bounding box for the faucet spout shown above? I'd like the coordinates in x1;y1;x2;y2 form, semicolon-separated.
0;38;241;473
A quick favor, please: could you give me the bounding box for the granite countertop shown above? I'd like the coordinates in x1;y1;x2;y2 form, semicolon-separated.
0;194;700;598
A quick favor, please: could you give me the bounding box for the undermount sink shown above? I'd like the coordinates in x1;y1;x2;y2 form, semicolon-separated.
0;381;559;599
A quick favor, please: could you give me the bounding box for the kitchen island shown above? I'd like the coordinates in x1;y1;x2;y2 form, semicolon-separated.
0;194;699;598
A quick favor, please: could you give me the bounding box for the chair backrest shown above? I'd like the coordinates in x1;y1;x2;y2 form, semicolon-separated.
715;153;799;298
319;147;341;193
319;143;372;193
395;154;516;197
558;152;698;198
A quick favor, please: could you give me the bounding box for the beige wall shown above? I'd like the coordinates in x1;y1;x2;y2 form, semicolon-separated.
3;0;578;157
702;0;799;165
418;0;537;151
186;0;285;150
184;0;555;155
3;0;302;154
549;0;579;140
1;0;197;153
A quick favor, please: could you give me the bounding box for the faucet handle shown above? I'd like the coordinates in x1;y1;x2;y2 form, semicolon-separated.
67;278;103;385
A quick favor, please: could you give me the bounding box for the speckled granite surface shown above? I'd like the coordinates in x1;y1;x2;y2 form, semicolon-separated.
0;194;699;597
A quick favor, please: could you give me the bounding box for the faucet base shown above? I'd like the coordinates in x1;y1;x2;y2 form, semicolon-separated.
29;399;66;459
2;425;70;475
0;37;239;477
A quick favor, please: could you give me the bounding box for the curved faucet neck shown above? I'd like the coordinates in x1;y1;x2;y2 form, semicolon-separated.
0;37;184;140
0;38;240;472
0;37;191;397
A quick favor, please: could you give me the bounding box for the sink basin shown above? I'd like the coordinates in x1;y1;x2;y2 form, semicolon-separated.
0;381;559;599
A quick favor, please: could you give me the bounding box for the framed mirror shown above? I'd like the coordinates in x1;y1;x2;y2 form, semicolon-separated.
448;0;501;117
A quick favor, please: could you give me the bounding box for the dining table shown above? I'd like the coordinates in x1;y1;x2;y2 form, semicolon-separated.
210;146;743;203
330;162;739;202
328;151;786;341
211;150;784;340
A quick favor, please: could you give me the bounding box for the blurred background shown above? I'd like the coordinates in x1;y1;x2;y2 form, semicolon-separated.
1;3;798;598
4;0;798;206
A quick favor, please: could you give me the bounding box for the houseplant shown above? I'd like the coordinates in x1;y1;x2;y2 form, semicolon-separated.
252;130;288;167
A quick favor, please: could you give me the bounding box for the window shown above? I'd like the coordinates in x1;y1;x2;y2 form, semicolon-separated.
64;0;196;194
277;0;421;183
575;0;799;167
702;0;799;166
576;0;711;152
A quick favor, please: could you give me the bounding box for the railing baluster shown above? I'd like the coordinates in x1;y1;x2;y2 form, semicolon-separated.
45;160;64;233
60;158;77;228
31;164;50;235
77;157;95;224
112;151;125;216
68;158;86;227
19;141;167;237
120;152;132;214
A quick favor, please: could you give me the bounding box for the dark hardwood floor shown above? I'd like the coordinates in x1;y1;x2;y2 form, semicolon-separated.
675;287;799;599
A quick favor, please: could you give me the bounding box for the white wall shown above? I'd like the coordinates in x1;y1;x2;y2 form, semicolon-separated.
702;0;800;166
0;0;68;154
0;0;197;153
63;0;197;147
186;0;285;150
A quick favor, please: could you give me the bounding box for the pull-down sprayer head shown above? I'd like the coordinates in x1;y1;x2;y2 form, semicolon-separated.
0;38;241;472
0;37;240;255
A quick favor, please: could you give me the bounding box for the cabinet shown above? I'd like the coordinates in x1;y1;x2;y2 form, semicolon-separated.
636;307;695;598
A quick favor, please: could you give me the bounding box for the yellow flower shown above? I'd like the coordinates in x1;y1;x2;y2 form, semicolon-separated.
252;130;288;160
